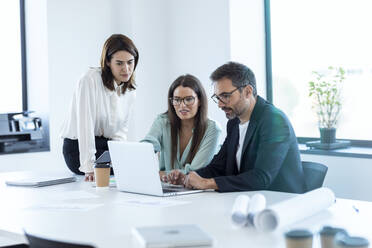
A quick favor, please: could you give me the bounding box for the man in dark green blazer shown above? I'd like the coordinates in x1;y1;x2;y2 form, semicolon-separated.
168;62;306;193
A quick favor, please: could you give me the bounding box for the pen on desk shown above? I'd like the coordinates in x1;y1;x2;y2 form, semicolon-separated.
352;205;359;213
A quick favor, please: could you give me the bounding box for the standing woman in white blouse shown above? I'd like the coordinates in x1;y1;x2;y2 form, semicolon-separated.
60;34;139;182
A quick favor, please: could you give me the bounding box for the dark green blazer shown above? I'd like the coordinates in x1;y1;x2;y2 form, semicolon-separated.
196;96;306;193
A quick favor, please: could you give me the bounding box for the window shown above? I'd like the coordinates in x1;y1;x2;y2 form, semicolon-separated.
0;0;49;155
0;0;26;113
265;0;372;143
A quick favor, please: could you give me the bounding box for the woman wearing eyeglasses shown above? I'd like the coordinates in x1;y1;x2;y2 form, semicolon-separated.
141;74;221;181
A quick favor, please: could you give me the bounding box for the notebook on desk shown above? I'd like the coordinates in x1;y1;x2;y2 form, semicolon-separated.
5;175;76;187
108;141;204;196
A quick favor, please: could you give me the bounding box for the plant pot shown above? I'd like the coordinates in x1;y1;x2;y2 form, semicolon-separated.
319;128;336;144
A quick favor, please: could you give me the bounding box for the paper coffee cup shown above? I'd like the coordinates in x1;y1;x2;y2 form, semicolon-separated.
94;163;110;188
285;229;313;248
320;226;347;248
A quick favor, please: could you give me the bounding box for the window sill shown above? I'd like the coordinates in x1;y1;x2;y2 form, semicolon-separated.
299;144;372;159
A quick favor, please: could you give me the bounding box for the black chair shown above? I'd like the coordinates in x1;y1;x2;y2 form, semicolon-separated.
1;245;29;248
302;161;328;192
24;232;95;248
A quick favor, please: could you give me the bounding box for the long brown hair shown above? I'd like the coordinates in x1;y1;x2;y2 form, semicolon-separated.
100;34;139;94
167;74;208;169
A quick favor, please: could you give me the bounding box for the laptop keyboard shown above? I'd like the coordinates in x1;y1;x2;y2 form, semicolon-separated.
162;188;180;193
161;182;192;193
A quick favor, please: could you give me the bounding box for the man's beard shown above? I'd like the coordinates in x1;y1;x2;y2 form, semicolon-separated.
222;107;236;119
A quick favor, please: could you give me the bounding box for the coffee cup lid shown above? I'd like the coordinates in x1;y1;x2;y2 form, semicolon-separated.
335;233;369;247
320;226;348;236
285;229;313;239
94;162;111;168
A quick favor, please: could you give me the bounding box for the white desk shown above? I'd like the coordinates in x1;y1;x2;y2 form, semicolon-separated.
0;171;371;248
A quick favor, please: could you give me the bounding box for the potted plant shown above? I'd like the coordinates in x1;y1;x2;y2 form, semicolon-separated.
308;66;345;144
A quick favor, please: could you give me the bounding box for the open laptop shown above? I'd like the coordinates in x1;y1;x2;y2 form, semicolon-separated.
108;141;204;196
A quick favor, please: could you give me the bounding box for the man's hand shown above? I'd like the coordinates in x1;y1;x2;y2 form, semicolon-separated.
167;170;186;185
84;172;95;182
184;171;218;190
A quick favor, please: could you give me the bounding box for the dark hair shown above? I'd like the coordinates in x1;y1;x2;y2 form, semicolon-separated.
100;34;139;94
167;74;208;169
210;61;257;96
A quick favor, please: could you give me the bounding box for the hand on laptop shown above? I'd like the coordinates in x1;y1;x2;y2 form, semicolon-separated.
84;172;95;182
184;171;218;190
167;170;186;185
159;171;168;182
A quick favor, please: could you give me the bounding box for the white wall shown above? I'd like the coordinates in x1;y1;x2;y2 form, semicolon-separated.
167;0;231;137
230;0;267;98
129;0;170;141
130;0;232;140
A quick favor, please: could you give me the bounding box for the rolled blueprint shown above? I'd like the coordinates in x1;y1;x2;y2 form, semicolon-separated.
231;195;250;227
254;187;335;232
247;193;266;226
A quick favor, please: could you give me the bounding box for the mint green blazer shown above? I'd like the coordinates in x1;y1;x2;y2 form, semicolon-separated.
141;114;222;174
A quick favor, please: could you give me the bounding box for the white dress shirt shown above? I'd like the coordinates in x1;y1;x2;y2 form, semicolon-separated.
60;67;136;173
236;121;249;172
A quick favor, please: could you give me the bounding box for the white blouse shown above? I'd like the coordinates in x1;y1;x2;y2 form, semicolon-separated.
60;67;136;173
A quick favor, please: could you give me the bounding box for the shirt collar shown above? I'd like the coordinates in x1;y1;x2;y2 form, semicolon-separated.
113;80;121;90
112;80;123;96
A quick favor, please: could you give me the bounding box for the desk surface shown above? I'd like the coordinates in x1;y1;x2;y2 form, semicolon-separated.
0;171;371;248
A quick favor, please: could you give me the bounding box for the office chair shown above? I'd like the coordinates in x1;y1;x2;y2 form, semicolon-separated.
24;232;95;248
1;245;29;248
302;161;328;192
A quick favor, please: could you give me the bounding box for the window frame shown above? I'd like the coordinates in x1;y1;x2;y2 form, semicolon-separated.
20;0;28;112
264;0;372;148
0;0;50;155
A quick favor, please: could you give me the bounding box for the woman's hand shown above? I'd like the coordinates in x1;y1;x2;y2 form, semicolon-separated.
84;172;95;182
159;171;168;182
167;170;186;185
